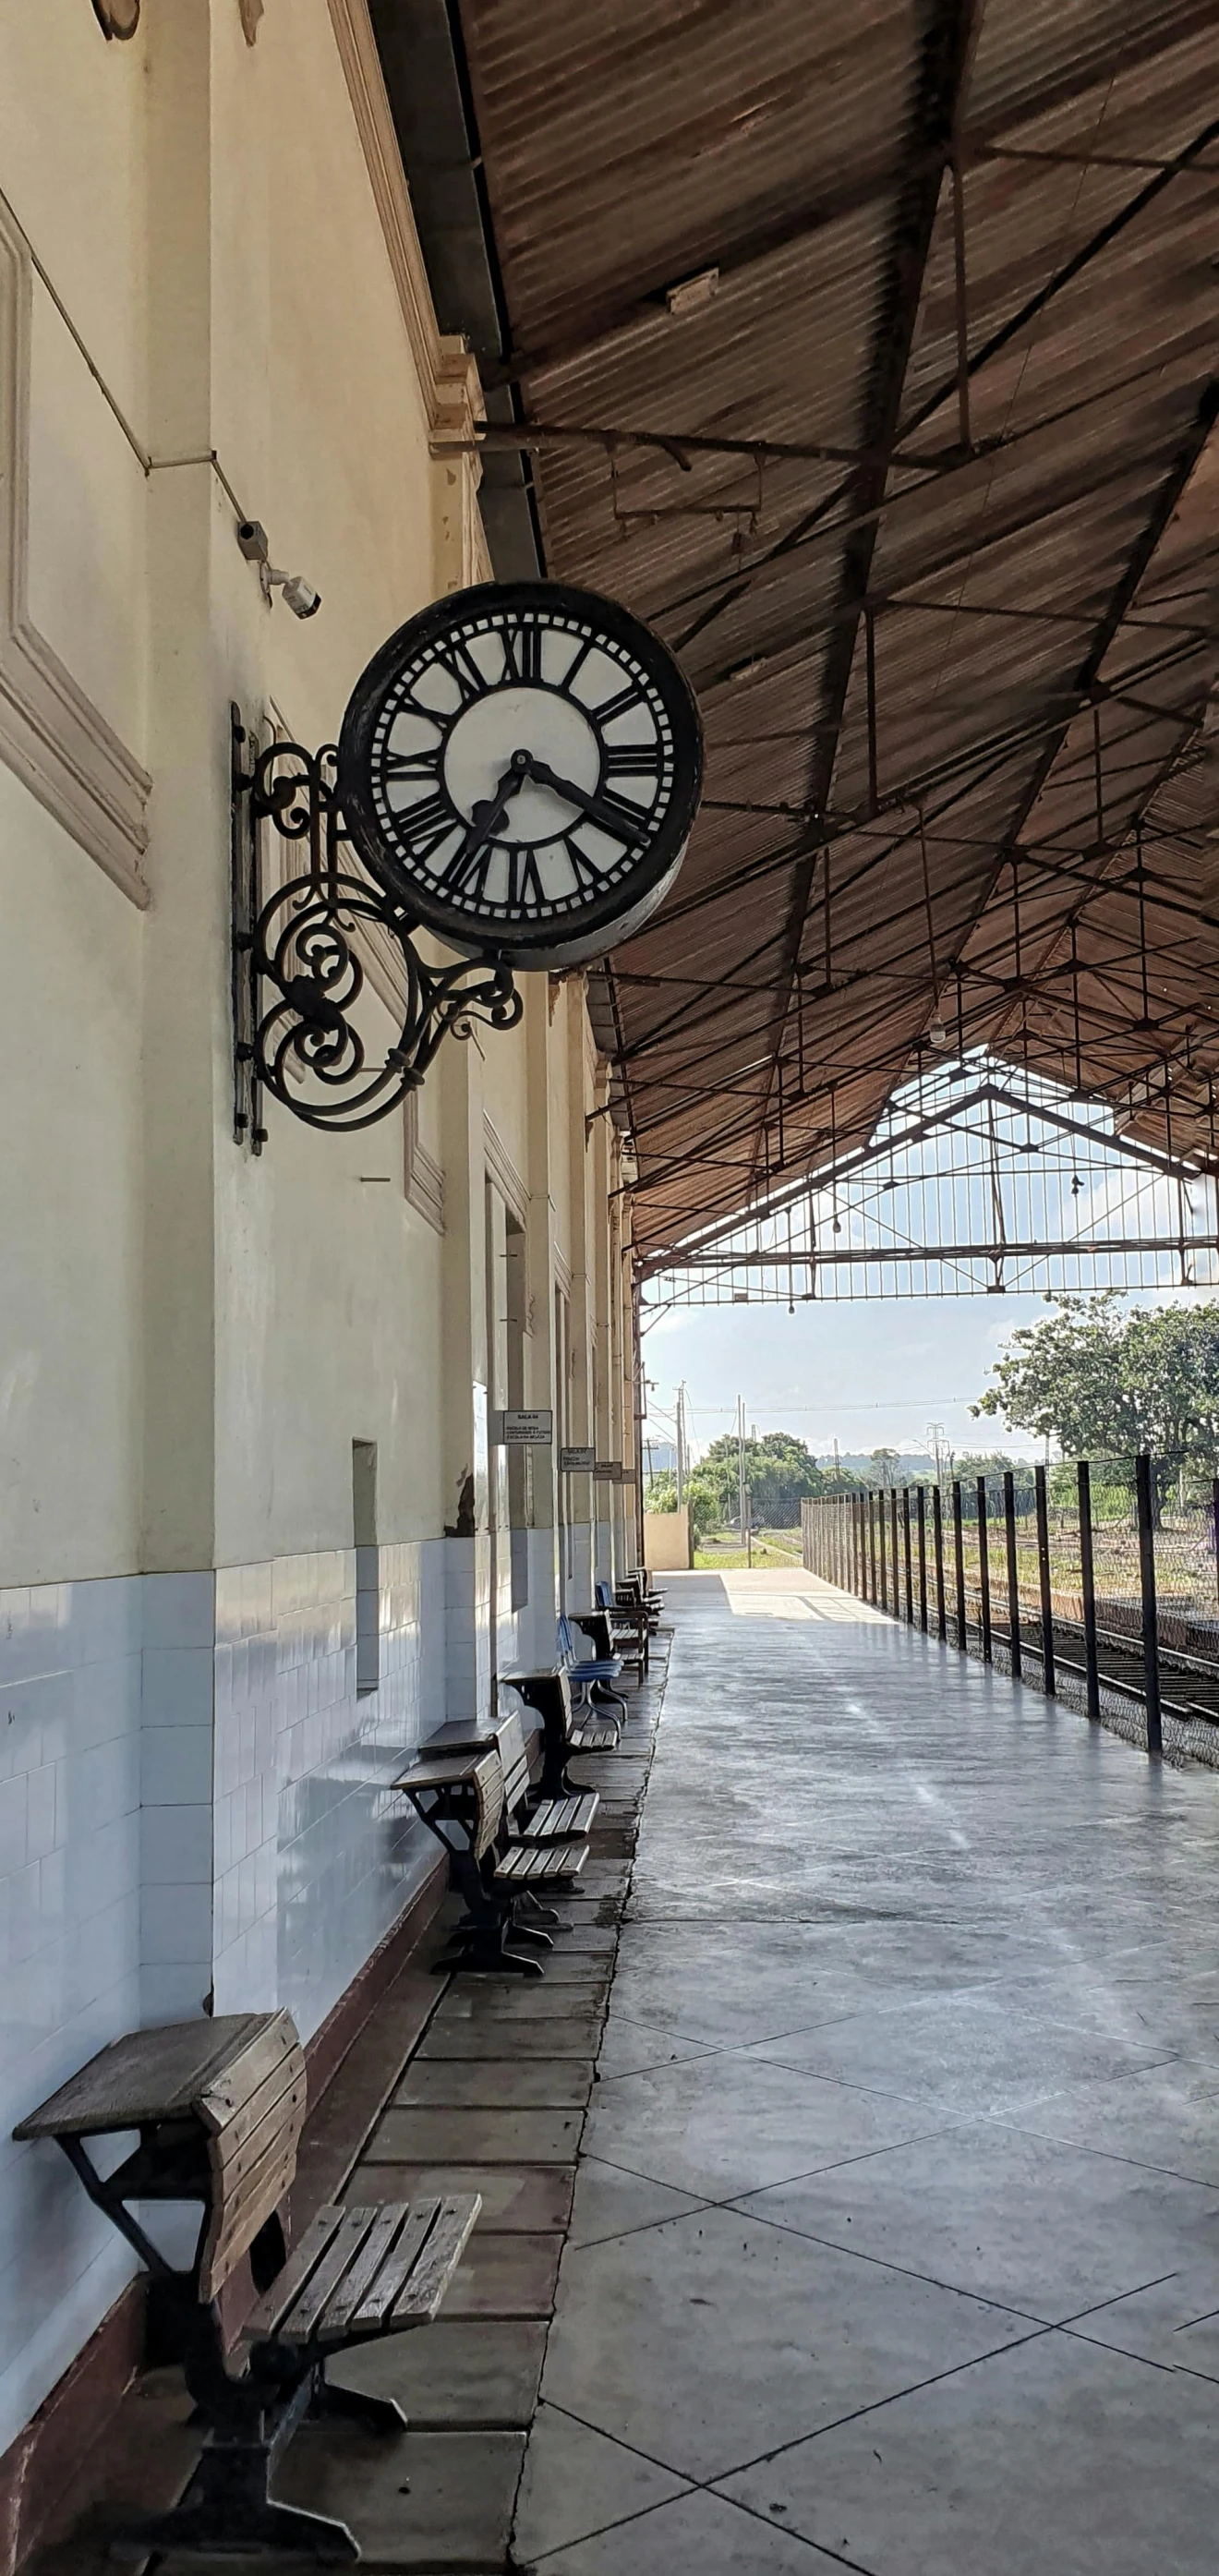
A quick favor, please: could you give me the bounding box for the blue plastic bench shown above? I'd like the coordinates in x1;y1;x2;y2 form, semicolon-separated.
558;1611;627;1726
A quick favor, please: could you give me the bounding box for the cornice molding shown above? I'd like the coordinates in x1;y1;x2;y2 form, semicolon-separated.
404;1092;445;1232
325;0;446;418
484;1113;529;1226
0;196;150;903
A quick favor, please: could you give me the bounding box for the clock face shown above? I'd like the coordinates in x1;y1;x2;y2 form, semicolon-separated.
336;582;703;969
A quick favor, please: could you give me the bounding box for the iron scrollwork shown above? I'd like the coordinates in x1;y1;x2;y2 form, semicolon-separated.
231;708;522;1148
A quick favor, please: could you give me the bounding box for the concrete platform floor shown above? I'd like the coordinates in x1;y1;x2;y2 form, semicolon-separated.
32;1578;1219;2575
516;1568;1219;2575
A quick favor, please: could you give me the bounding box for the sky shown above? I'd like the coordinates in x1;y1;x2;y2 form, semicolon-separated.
641;1289;1063;1467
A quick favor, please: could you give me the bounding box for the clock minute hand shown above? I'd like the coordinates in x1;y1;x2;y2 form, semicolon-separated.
522;753;644;843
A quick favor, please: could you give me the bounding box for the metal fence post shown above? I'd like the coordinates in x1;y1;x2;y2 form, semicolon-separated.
878;1488;887;1609
902;1487;914;1622
1135;1451;1163;1759
1078;1460;1100;1721
868;1491;878;1602
953;1478;966;1648
977;1477;993;1663
916;1485;928;1631
891;1488;900;1614
933;1483;947;1639
1003;1469;1021;1679
1034;1462;1055;1695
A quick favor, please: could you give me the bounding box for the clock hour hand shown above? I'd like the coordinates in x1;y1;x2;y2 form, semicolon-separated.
446;760;526;877
520;753;646;844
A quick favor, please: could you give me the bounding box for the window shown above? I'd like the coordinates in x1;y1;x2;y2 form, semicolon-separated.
353;1439;380;1695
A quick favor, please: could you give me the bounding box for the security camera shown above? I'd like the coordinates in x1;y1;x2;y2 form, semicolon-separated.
258;562;321;618
278;574;322;620
235;522;320;617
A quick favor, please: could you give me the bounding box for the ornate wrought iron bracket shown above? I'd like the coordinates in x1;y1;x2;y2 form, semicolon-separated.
231;707;522;1149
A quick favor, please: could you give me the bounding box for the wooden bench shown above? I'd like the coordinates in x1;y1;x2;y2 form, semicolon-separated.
502;1663;619;1800
396;1738;588;1977
622;1566;666;1630
14;2014;478;2561
495;1705;598;1845
585;1578;649;1677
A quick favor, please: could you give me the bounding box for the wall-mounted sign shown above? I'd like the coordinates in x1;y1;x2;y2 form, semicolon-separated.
593;1461;623;1482
495;1408;554;1445
559;1445;596;1472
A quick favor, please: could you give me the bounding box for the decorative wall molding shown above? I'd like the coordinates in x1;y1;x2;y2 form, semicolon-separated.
484;1114;529;1228
404;1092;445;1232
325;0;445;418
0;198;150;904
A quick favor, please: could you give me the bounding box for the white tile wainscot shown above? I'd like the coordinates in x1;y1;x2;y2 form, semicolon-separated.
0;1576;143;2461
211;1542;444;2037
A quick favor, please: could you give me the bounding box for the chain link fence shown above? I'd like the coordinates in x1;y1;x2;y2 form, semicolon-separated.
803;1458;1219;1769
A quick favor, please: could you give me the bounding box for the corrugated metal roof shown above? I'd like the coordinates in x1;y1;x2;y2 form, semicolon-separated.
403;0;1219;1255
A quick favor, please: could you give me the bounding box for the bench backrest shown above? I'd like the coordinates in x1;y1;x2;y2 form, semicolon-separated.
596;1579;612;1610
492;1709;532;1816
469;1747;507;1862
501;1667;576;1748
557;1612;575;1663
195;2011;307;2302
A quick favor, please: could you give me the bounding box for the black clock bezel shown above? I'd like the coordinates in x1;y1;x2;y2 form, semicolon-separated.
335;580;703;970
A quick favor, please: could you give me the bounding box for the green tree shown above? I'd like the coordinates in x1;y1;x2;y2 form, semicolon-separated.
974;1293;1219;1514
644;1469;678;1513
696;1429;825;1530
871;1446;900;1489
953;1450;1035;1515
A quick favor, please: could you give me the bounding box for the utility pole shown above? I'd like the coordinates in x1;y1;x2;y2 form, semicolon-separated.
737;1394;747;1543
675;1382;687;1506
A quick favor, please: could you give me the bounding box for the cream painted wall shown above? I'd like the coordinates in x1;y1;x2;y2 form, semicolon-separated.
0;0;636;2465
0;768;143;1586
0;0;147;430
1;0;611;1584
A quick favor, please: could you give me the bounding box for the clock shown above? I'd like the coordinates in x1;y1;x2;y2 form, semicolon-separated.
336;581;703;970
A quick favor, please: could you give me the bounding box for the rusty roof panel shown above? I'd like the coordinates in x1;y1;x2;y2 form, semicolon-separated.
417;0;1219;1254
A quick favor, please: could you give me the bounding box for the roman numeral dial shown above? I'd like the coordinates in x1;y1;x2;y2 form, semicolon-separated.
338;580;703;969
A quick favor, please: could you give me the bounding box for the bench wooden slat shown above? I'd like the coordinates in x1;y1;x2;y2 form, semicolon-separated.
395;1754;483;1791
209;2065;307;2176
197;2014;300;2129
277;2207;380;2341
391;2196;480;2325
495;1840;586;1882
520;1792;598;1840
243;2205;345;2339
13;2015;269;2140
571;1719;617;1750
318;2203;409;2338
199;2135;301;2301
351;2198;441;2328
